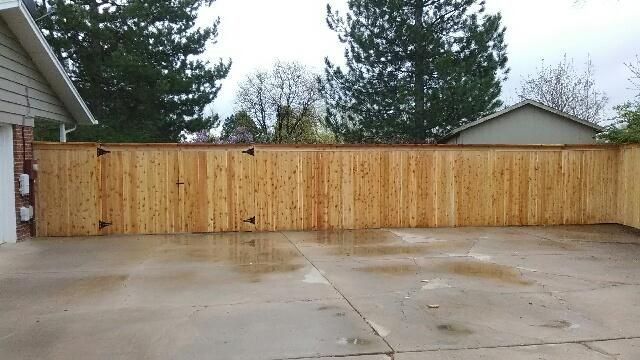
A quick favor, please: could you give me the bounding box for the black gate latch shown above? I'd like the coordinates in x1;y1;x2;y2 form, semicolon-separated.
242;147;255;156
242;216;256;225
99;220;112;230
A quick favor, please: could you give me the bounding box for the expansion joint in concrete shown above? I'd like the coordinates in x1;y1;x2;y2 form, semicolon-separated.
280;231;396;355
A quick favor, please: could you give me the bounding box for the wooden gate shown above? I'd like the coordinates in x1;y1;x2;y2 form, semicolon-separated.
98;144;256;235
35;143;256;236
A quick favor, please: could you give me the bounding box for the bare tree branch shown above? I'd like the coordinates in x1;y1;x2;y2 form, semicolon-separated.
236;61;323;143
626;55;640;95
517;55;608;124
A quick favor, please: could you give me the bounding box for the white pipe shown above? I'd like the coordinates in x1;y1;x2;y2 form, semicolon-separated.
59;123;77;143
59;123;66;142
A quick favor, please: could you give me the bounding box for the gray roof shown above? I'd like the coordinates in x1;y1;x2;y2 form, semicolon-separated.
441;100;604;142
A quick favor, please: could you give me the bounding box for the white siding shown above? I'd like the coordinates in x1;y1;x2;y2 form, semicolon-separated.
0;17;72;125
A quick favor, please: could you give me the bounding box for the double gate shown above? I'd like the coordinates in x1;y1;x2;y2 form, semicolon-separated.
35;143;256;236
33;142;626;237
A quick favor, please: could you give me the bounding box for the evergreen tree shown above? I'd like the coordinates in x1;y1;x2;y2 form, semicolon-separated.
36;0;231;142
321;0;508;143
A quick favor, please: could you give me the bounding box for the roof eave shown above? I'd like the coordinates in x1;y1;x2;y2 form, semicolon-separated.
0;1;96;125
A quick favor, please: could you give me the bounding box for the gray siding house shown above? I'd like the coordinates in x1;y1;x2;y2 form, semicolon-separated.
441;100;604;145
0;0;95;244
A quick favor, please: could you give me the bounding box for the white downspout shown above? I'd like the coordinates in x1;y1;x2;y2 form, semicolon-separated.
59;123;77;143
59;123;66;142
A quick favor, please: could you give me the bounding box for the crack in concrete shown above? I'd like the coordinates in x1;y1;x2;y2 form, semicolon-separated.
398;257;423;322
278;336;640;360
275;351;393;360
394;336;640;355
466;239;480;256
521;229;640;248
581;342;619;359
524;267;640;287
0;331;16;341
281;231;396;355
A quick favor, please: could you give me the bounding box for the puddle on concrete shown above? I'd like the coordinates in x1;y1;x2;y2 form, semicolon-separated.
539;320;572;329
439;260;533;285
64;275;129;297
537;239;578;250
236;263;304;274
358;264;419;275
337;337;372;346
294;230;395;246
299;230;472;257
437;323;473;335
156;234;304;279
317;305;347;317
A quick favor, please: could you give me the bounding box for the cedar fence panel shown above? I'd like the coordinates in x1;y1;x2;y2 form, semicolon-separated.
619;145;640;228
33;143;636;237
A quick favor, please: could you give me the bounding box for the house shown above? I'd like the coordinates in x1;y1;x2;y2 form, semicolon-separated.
440;100;604;145
0;0;95;244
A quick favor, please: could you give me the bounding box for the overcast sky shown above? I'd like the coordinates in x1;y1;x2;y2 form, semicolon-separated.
199;0;640;121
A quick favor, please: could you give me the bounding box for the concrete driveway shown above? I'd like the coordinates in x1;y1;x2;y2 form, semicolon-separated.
1;225;639;360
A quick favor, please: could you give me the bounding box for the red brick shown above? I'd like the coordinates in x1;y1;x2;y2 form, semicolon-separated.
12;124;34;242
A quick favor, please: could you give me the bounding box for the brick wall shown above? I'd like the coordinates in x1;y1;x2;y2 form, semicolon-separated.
13;125;33;241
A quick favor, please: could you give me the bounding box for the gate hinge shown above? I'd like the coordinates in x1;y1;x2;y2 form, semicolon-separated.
97;147;111;157
99;220;112;230
242;147;255;156
242;216;256;225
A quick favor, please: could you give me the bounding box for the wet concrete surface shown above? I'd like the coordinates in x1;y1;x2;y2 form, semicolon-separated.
0;225;639;359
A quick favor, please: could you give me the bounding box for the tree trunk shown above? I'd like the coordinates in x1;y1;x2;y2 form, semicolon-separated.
413;0;426;143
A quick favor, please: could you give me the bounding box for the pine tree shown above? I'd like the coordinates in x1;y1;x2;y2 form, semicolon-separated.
321;0;508;143
36;0;231;142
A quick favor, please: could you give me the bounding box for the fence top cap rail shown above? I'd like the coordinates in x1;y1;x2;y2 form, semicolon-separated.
33;141;628;151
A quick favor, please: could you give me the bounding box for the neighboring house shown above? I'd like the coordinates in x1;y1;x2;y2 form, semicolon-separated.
0;0;95;244
441;100;604;145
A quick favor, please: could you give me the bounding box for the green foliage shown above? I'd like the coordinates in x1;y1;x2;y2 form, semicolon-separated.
36;0;231;142
221;111;259;141
321;0;509;143
271;106;322;144
221;109;333;144
600;103;640;144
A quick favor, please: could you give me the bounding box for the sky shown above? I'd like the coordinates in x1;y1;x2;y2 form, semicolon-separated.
199;0;640;121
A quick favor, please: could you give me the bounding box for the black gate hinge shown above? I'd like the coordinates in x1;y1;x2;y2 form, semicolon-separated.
97;147;111;157
99;220;112;230
242;147;255;156
242;216;256;225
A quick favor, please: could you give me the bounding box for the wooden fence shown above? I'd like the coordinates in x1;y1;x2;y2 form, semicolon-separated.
618;145;640;229
33;143;637;237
